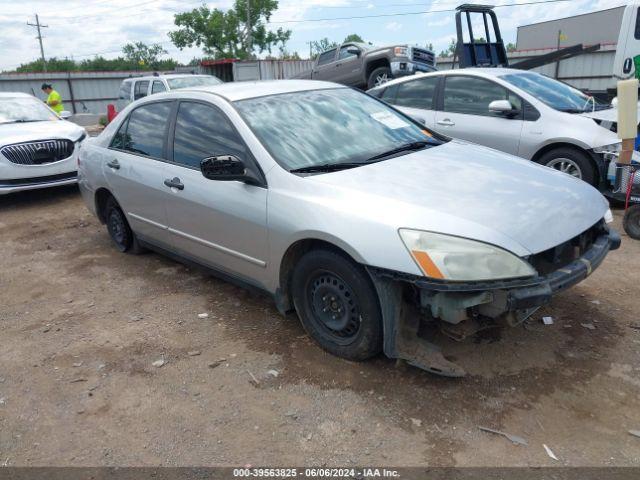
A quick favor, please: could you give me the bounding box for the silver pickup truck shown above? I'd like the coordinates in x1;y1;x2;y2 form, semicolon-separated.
294;42;437;89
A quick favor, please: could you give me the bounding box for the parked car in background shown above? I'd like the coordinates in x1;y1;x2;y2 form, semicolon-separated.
115;74;223;111
368;68;635;187
0;92;86;195
78;80;618;376
294;42;436;89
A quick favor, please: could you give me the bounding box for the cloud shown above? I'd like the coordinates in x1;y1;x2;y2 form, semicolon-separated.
385;21;403;32
427;16;451;28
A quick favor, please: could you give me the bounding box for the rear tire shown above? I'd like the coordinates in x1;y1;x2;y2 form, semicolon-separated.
367;66;393;89
623;205;640;240
291;249;383;361
536;147;597;186
105;197;144;254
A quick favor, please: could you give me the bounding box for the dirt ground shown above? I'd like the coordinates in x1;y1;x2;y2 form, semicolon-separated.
1;185;639;467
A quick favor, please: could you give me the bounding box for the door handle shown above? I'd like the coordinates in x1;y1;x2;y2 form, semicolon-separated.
107;159;120;170
437;119;455;127
164;177;184;190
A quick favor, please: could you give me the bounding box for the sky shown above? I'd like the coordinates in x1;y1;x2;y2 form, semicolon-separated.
0;0;629;71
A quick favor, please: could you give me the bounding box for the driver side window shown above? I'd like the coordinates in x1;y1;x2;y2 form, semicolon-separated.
172;102;246;169
443;76;521;117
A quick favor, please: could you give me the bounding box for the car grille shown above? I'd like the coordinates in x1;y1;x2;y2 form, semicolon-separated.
1;139;75;165
412;48;435;67
527;221;603;276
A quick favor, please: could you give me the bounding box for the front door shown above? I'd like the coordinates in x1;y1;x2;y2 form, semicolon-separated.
334;45;364;86
162;101;269;286
104;101;172;243
435;75;524;156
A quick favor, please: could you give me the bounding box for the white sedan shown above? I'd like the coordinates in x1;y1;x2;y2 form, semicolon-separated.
0;92;87;195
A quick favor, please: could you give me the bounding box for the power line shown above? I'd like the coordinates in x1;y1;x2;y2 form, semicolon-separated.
26;14;48;72
265;0;575;24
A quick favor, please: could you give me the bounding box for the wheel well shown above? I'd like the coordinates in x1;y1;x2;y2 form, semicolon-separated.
276;239;358;313
531;142;599;183
94;188;114;224
365;59;391;79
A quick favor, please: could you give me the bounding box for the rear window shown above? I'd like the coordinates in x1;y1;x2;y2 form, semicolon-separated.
134;81;149;100
317;49;337;66
394;76;438;110
118;81;132;100
111;102;171;158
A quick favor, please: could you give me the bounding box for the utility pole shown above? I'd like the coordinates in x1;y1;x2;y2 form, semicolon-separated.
27;14;48;72
246;0;252;59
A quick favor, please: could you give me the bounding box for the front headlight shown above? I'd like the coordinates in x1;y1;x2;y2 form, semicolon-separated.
399;229;536;281
594;142;622;162
394;46;410;57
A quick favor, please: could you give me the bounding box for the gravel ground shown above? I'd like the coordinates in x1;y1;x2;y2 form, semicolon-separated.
0;185;639;467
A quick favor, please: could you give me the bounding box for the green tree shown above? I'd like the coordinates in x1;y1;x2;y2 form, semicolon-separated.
310;38;338;57
506;42;517;52
438;38;457;58
15;57;76;73
169;0;291;60
122;42;168;68
426;43;434;51
343;33;364;43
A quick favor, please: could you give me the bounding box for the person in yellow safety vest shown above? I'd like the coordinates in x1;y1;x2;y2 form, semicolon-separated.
41;83;64;114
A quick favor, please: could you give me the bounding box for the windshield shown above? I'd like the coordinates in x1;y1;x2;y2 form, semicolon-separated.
234;88;442;171
167;76;222;89
0;97;59;124
500;72;610;113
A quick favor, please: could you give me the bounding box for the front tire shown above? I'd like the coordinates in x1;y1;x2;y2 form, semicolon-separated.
536;147;597;186
623;205;640;240
291;249;383;361
105;197;143;254
367;66;393;89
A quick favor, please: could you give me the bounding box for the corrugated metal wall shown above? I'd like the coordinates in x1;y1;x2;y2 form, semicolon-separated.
436;44;617;93
0;71;149;115
202;60;315;82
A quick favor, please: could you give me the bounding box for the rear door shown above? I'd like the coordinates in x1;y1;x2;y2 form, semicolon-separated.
434;75;524;155
334;45;364;86
104;101;172;243
385;75;440;129
313;49;338;81
133;80;150;101
162;100;269;285
151;80;167;95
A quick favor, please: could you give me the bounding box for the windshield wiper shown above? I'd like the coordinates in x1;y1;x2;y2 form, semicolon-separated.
366;141;430;162
1;119;44;124
290;162;368;173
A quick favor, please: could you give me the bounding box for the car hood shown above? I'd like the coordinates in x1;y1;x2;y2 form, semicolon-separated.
578;104;640;123
0;120;85;146
308;141;608;256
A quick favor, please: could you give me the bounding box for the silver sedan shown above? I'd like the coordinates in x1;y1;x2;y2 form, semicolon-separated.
78;80;619;376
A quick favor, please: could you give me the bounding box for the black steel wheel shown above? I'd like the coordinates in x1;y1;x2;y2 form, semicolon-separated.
623;204;640;240
105;197;143;254
291;249;383;361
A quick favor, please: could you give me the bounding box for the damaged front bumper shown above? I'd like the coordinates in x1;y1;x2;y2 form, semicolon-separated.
367;226;620;377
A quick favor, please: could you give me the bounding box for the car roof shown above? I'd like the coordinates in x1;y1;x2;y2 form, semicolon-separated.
123;74;213;82
0;92;34;98
369;67;530;90
179;79;346;102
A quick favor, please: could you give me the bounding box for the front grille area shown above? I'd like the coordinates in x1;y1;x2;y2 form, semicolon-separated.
1;139;75;165
412;48;435;67
528;221;603;276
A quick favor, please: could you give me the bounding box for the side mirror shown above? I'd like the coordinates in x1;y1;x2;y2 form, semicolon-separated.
200;155;259;185
59;111;72;119
489;100;518;117
347;48;360;56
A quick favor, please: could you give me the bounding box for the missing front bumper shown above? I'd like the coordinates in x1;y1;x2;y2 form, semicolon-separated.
368;227;620;377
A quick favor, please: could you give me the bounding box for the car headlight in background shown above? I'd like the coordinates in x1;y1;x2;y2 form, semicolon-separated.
604;208;614;224
394;46;410;57
593;142;622;163
399;229;536;281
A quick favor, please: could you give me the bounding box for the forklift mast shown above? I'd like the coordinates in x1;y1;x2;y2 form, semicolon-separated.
455;4;509;68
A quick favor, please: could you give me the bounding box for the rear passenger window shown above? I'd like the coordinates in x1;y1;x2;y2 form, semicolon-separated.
379;84;398;103
173;102;246;169
394;77;438;110
151;81;166;94
114;102;171;158
134;81;149;100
